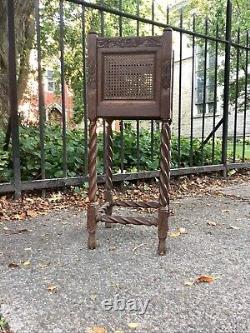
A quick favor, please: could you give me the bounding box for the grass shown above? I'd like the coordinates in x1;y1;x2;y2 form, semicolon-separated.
0;316;10;333
227;142;250;160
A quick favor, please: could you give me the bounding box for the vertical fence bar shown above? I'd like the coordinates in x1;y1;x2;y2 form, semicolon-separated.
59;0;67;177
7;0;21;198
190;14;195;167
242;31;249;162
212;24;219;164
171;50;174;122
201;18;208;165
166;6;169;25
136;0;140;171
119;0;124;173
222;0;232;172
233;29;240;162
150;0;155;161
177;10;183;167
35;0;46;191
82;5;88;174
100;2;106;173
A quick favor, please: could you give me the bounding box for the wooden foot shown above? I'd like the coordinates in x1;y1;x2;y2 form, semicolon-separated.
88;234;96;249
87;203;97;250
157;207;169;256
158;239;166;255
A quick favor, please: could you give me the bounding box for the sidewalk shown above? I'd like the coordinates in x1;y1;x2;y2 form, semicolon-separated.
0;181;249;333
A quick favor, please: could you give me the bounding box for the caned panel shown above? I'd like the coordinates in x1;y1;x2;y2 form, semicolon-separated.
103;53;155;100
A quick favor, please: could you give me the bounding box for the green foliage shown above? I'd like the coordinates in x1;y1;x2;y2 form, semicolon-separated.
39;0;154;124
0;131;11;182
179;0;250;112
0;314;9;331
0;124;227;183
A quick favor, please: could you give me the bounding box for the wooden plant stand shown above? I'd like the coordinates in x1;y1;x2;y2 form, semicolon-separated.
87;29;172;255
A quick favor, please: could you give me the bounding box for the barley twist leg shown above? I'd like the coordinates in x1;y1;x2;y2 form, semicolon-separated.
87;119;98;249
158;119;171;255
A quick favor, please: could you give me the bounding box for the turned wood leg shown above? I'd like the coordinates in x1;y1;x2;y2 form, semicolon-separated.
158;119;171;255
104;119;113;228
87;119;98;249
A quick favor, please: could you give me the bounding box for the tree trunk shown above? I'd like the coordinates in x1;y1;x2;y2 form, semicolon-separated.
0;0;35;129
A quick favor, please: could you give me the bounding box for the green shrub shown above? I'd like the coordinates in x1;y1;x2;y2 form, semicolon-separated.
0;124;226;183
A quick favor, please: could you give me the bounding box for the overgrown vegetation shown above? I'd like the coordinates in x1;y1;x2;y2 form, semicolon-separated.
0;314;10;333
0;124;236;183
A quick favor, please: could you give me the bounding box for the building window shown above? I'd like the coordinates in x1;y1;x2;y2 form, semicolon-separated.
46;70;55;92
195;46;216;115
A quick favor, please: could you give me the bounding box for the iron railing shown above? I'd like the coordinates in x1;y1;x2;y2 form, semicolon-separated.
0;0;249;197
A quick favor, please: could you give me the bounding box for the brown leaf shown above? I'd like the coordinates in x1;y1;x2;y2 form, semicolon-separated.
13;212;27;220
5;228;30;235
47;285;57;293
207;221;217;226
26;210;38;218
8;262;20;269
195;275;215;284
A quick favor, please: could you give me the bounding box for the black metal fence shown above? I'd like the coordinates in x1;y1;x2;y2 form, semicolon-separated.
0;0;249;197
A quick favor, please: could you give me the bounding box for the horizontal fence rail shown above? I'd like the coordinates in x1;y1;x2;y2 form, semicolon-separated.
0;0;249;197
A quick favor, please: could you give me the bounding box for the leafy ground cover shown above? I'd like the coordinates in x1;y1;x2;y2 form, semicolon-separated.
0;169;249;223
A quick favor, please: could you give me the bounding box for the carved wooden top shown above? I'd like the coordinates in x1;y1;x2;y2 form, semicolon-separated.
97;36;162;48
87;29;172;120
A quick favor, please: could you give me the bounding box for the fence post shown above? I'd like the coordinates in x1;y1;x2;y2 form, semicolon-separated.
7;0;22;198
221;0;232;176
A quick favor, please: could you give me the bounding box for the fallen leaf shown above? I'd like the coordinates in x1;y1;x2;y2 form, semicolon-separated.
127;323;140;329
228;225;240;230
195;275;215;284
132;243;144;252
108;246;117;251
8;262;20;269
4;228;30;235
184;281;193;286
13;212;27;220
22;260;31;267
178;227;187;234
26;210;38;218
228;169;236;176
207;221;217;226
222;209;230;213
87;327;107;333
168;230;181;237
38;261;51;268
47;285;57;293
